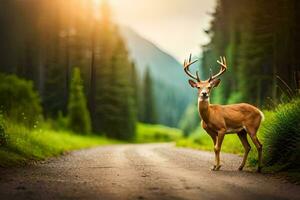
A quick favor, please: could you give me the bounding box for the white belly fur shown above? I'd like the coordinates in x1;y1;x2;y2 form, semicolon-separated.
201;121;247;134
225;126;245;134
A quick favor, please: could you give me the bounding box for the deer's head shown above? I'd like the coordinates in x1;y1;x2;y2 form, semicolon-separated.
183;54;227;101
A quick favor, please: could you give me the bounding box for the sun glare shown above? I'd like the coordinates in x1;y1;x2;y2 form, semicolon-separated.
94;0;119;7
93;0;101;6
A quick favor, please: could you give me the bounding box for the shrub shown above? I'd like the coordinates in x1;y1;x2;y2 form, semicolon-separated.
47;111;69;131
261;98;300;171
67;68;91;134
0;73;42;127
0;113;7;146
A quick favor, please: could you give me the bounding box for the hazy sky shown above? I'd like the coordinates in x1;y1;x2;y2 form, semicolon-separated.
108;0;216;61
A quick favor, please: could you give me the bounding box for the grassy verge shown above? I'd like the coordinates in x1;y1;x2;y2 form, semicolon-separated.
0;121;183;167
176;126;247;154
135;123;183;143
0;121;120;167
255;99;300;180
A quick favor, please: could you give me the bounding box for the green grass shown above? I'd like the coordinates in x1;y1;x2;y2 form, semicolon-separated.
177;126;246;154
0;121;183;167
0;121;120;167
256;99;300;173
135;123;183;143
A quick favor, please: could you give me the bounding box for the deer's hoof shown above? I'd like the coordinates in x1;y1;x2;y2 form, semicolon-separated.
238;166;244;171
211;165;221;171
211;165;216;171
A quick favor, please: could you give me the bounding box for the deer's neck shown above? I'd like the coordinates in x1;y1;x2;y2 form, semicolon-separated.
198;97;210;123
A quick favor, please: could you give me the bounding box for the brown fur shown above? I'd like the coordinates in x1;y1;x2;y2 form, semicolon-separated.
200;103;263;135
197;90;263;172
184;56;263;172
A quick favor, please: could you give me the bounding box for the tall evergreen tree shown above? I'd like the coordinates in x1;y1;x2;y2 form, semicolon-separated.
67;68;91;134
89;1;134;138
130;62;139;111
143;68;157;124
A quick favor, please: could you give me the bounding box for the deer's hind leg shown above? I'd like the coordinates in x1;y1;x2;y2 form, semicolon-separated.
246;126;263;172
237;129;251;171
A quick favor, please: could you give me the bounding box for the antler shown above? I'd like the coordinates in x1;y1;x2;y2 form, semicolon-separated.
183;54;200;82
209;56;227;81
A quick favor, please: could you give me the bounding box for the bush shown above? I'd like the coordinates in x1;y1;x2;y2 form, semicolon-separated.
47;111;69;131
67;68;91;134
0;73;42;127
260;98;300;171
0;113;7;146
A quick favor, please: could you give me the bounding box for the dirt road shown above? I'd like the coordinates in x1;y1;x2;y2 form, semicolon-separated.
0;143;299;200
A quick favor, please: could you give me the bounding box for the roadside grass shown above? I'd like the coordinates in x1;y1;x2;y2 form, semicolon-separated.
135;123;183;143
0;121;120;167
176;126;246;154
253;99;300;177
0;121;183;167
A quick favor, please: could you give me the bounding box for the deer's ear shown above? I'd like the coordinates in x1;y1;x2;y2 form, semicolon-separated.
188;79;197;88
211;79;221;87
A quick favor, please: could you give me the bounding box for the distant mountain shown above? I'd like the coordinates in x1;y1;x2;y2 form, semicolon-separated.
120;26;196;127
120;26;187;88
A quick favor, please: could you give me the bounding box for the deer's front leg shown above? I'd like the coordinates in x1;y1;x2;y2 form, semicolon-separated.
212;131;225;171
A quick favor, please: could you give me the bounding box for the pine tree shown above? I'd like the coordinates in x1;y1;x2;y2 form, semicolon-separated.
87;1;137;139
67;68;91;134
130;62;139;111
98;34;137;139
143;68;157;124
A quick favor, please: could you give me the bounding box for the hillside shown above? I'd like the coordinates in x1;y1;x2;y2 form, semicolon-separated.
120;27;196;126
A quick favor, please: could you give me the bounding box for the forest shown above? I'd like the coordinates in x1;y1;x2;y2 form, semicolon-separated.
0;0;299;179
0;0;140;139
180;0;300;133
201;0;299;106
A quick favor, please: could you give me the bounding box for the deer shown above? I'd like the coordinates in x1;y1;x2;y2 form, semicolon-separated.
183;54;264;172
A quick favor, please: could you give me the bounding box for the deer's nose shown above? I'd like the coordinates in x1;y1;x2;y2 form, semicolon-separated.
201;91;208;97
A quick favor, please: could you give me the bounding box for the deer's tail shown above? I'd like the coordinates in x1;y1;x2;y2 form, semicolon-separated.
258;110;265;122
